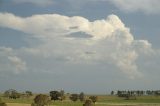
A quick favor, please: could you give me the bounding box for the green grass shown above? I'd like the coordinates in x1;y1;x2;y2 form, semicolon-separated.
51;101;83;106
1;97;33;104
98;95;160;103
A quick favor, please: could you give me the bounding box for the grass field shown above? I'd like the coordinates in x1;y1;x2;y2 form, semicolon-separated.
2;95;160;106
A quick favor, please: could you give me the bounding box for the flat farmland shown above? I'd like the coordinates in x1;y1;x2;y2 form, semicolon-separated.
2;95;160;106
6;103;160;106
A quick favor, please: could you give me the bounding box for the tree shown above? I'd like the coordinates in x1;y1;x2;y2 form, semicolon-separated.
4;90;10;98
111;91;114;95
4;89;20;99
117;90;122;97
50;91;61;101
79;92;85;102
33;94;50;106
69;94;79;102
50;90;66;101
89;96;98;104
83;99;93;106
25;91;32;97
59;90;65;101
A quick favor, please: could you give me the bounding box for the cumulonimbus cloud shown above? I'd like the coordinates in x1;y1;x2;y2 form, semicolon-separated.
0;12;153;79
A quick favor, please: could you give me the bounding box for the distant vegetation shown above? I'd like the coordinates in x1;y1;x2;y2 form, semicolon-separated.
1;89;160;106
111;90;160;100
4;89;20;99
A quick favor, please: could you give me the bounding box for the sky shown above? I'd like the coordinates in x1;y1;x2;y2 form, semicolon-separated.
0;0;160;94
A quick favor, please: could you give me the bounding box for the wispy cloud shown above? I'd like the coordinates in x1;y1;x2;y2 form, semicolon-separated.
12;0;54;7
64;0;160;14
108;0;160;14
0;47;26;74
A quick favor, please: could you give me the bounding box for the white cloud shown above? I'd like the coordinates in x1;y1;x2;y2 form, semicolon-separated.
13;0;54;7
108;0;160;14
0;47;26;74
0;12;154;79
0;13;132;40
8;56;26;72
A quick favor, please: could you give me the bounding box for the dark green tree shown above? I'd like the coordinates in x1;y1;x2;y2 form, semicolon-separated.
117;90;122;97
111;91;114;95
50;91;60;101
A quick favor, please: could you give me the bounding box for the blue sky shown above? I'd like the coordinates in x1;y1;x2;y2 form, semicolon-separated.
0;0;160;94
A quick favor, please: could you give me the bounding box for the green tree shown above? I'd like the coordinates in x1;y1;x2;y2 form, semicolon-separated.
79;92;85;102
4;89;20;99
69;94;79;102
33;94;50;106
50;91;60;101
117;90;122;97
25;91;32;97
89;96;98;104
111;91;114;95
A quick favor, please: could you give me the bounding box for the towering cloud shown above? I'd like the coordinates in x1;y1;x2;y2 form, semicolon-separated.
0;13;153;78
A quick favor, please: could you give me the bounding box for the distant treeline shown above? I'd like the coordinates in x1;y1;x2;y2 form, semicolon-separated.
2;89;98;106
111;90;160;97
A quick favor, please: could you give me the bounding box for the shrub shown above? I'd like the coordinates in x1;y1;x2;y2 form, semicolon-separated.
34;94;50;106
83;99;93;106
69;94;79;102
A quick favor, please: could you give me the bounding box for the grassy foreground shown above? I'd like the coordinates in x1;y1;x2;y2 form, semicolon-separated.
2;95;160;106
